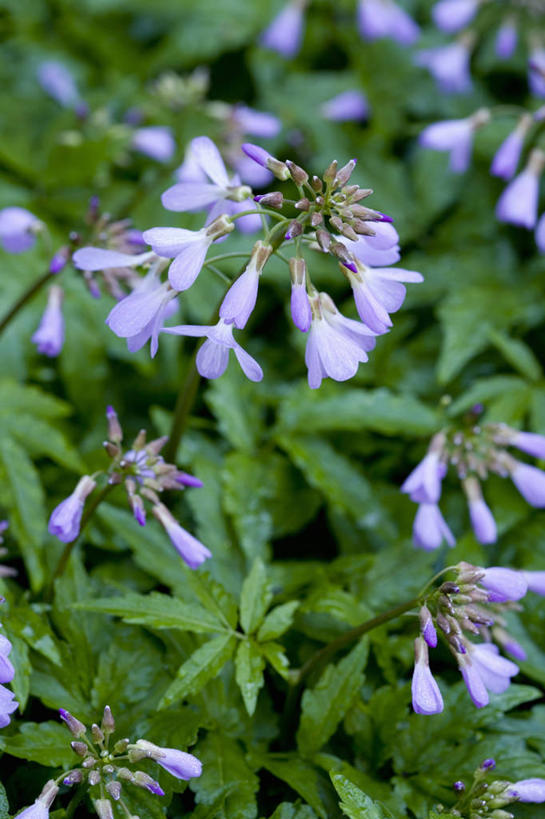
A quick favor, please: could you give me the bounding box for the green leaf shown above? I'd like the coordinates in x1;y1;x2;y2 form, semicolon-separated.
239;557;272;635
223;453;274;562
235;639;265;716
297;639;369;757
331;773;391;819
0;721;76;767
267;804;318;819
205;365;264;450
0;783;9;819
259;641;291;680
191;733;259;819
0;380;71;419
257;601;299;642
488;329;542;382
159;634;237;708
4;413;84;472
261;757;326;819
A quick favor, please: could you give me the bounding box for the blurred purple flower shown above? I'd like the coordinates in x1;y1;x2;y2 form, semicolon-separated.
495;149;545;228
0;207;41;253
357;0;420;45
401;450;443;504
37;60;80;108
480;567;528;602
260;0;306;58
495;19;517;59
420;117;477;173
536;213;545;253
490;115;531;180
529;48;545;98
132;127;176;163
510;461;545;507
467;497;497;544
507;779;545;803
432;0;478;33
415;40;472;93
321;90;369;122
413;503;455;550
31;285;65;357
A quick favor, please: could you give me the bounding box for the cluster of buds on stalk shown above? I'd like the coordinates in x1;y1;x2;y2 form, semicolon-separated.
411;561;545;714
14;706;202;819
433;758;545;816
402;409;545;549
48;407;211;570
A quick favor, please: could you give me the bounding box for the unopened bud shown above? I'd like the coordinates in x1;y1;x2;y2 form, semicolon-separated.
285;159;308;185
316;229;331;251
254;192;283;208
102;704;115;734
94;799;114;819
92;723;104;744
453;781;465;792
132;429;147;450
289;257;306;286
71;741;88;757
82;757;97;768
59;709;87;738
88;770;101;786
133;771;165;796
63;771;83;786
103;442;120;458
349;187;373;202
295;197;310;211
106;406;123;443
106;782;122;801
108;472;122;486
310;212;323;227
352;219;377;236
323;160;338;182
113;738;130;754
285;220;303;240
38;781;59;809
334;159;357;188
205;214;235;241
311;175;323;192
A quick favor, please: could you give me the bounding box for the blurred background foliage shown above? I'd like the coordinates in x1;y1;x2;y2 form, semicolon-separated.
1;0;545;816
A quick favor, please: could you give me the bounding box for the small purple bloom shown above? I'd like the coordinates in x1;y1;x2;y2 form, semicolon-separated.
37;61;80;108
470;643;519;694
321;90;369;122
480;567;528;602
420;117;475;173
0;683;18;728
345;260;424;334
134;739;203;780
536;213;545;253
49;249;68;274
459;655;489;708
481;758;496;771
163;319;263;382
491;117;531;180
415;40;472;94
241;143;290;180
413;503;455;551
153;504;211;569
495;20;517;59
420;606;438;648
131;127;176;163
340;222;401;266
358;0;420;45
521;570;545;596
508;430;545;459
291;283;311;333
468;498;497;544
402;449;444;504
495;150;545;228
31;285;65;358
432;0;478;33
411;638;443;715
232;104;282;139
529;49;545;98
48;476;96;544
507;778;545;803
510;461;545;507
73;246;154;272
0;635;14;684
219;241;272;329
175;472;204;489
260;0;306;58
0;207;41;254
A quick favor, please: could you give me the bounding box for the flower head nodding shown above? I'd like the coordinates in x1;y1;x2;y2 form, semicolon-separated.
31;285;65;358
496;148;545;229
0;207;41;254
260;0;306;58
48;476;96;544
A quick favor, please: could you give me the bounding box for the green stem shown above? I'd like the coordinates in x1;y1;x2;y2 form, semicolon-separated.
229;208;286;222
163;347;202;463
0;267;56;336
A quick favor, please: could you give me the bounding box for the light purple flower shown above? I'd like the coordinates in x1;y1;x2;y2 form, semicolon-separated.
420;113;488;173
152;504;211;569
468;498;497;544
507;778;545;803
510;461;545;507
49;249;68;274
304;292;377;389
37;61;80;108
321;90;369;122
357;0;420;46
432;0;478;32
260;0;306;58
163;319;263;382
241;143;290;181
495;20;517;59
529;49;545;98
469;643;519;694
401;450;444;504
31;285;64;358
491;116;531;180
72;247;154;272
0;207;41;253
420;606;438;648
521;570;545;596
344;259;424;334
340;222;401;266
536;212;545;253
290;258;311;332
459;654;489;708
219;241;272;329
496;149;545;228
508;430;545;459
232;104;282;139
0;635;14;684
480;567;528;602
133;739;202;780
411;638;443;715
0;683;18;728
233;154;274;188
415;40;472;94
131;127;176;163
413;503;455;551
14;784;59;819
48;476;96;544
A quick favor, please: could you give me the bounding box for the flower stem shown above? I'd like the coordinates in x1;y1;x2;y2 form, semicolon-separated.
164;347;202;463
0;267;56;336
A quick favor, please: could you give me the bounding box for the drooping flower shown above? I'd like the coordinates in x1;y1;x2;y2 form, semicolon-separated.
480;567;528;602
163;319;263;382
320;90;369;122
503;429;545;459
72;247;155;273
48;475;96;543
260;0;306;58
529;48;545;99
343;258;424;334
131;127;176;163
31;285;65;357
495;149;545;228
289;257;312;332
495;19;517;59
468;643;519;694
152;504;211;569
401;443;445;504
419;606;438;648
521;570;545;596
231;104;282;139
340;222;401;266
415;39;473;94
219;241;272;328
458;653;489;708
357;0;420;46
412;503;456;551
132;739;203;781
507;779;545;803
0;207;41;253
509;460;545;507
491;114;532;180
37;61;80;108
411;638;444;715
14;783;59;819
0;683;18;728
462;477;497;544
419;109;490;173
432;0;479;33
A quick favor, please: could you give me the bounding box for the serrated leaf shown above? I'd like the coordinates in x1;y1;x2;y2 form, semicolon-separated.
223;454;274;562
239;557;272;635
259;641;291;680
235;639;265;716
159;634;237;708
257;601;299;642
0;721;76;766
331;773;390;819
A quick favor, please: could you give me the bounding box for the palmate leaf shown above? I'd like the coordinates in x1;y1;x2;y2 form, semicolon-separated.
159;634;238;709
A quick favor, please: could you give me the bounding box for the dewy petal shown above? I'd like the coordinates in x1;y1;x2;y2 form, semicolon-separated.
72;247;152;271
189;136;230;187
161;182;226;212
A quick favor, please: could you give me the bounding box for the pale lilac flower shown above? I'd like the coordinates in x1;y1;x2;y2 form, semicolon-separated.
48;476;96;543
508;430;545;459
507;779;545;802
415;40;472;94
521;570;545;596
420;111;489;173
152;504;211;569
529;49;545;98
401;449;444;504
491;115;532;180
340;223;401;266
413;503;455;550
411;638;444;715
289;258;311;332
357;0;420;46
480;567;528;602
432;0;478;33
0;635;14;684
321;90;369;122
304;292;376;388
163;319;263;382
234;155;274;188
420;606;438;648
0;683;18;728
510;461;545;507
72;247;154;272
133;739;202;780
260;0;306;58
219;241;272;329
232;105;281;138
31;285;64;357
131;127;176;163
536;213;545;253
468;498;497;544
469;643;519;694
496;150;545;229
495;20;517;59
344;259;424;334
37;61;80;108
495;630;527;661
15;783;59;819
458;654;489;708
0;207;41;253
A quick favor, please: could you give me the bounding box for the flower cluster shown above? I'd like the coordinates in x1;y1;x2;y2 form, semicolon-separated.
48;407;210;569
412;561;545;714
0;610;17;729
15;706;202;819
402;418;545;549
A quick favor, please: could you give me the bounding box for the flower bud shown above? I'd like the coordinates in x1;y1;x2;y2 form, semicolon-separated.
106;782;122;801
102;704;115;734
88;770;101;786
334;159;357;188
94;799;114;819
323;160;338;182
91;723;104;744
71;741;88;757
285;159;308;185
106;406;123;443
63;771;83;786
59;709;87;738
254;192;283;208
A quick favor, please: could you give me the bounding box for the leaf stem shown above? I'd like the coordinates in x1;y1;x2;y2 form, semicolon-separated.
0;267;56;336
163;346;202;463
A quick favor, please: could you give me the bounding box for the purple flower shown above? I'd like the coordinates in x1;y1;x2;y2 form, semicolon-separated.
357;0;420;46
510;461;545;507
529;49;545;98
304;292;377;388
131;127;176;163
413;503;455;551
31;285;64;358
219;241;272;328
507;778;545;803
491;116;531;180
480;567;528;602
37;61;80;108
0;635;14;684
320;90;369;122
537;213;545;253
344;259;424;334
48;476;96;544
289;257;311;332
340;222;401;266
415;40;472;94
401;449;444;504
133;739;202;780
163;319;263;382
420;112;489;173
153;504;211;569
458;654;489;708
241;143;290;181
15;784;59;819
469;643;519;694
495;20;517;59
467;497;497;545
495;149;545;228
432;0;478;33
521;570;545;596
232;105;282;139
420;606;438;648
507;430;545;459
0;207;41;253
411;638;443;715
260;0;306;58
72;247;154;272
49;249;69;274
0;683;18;728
